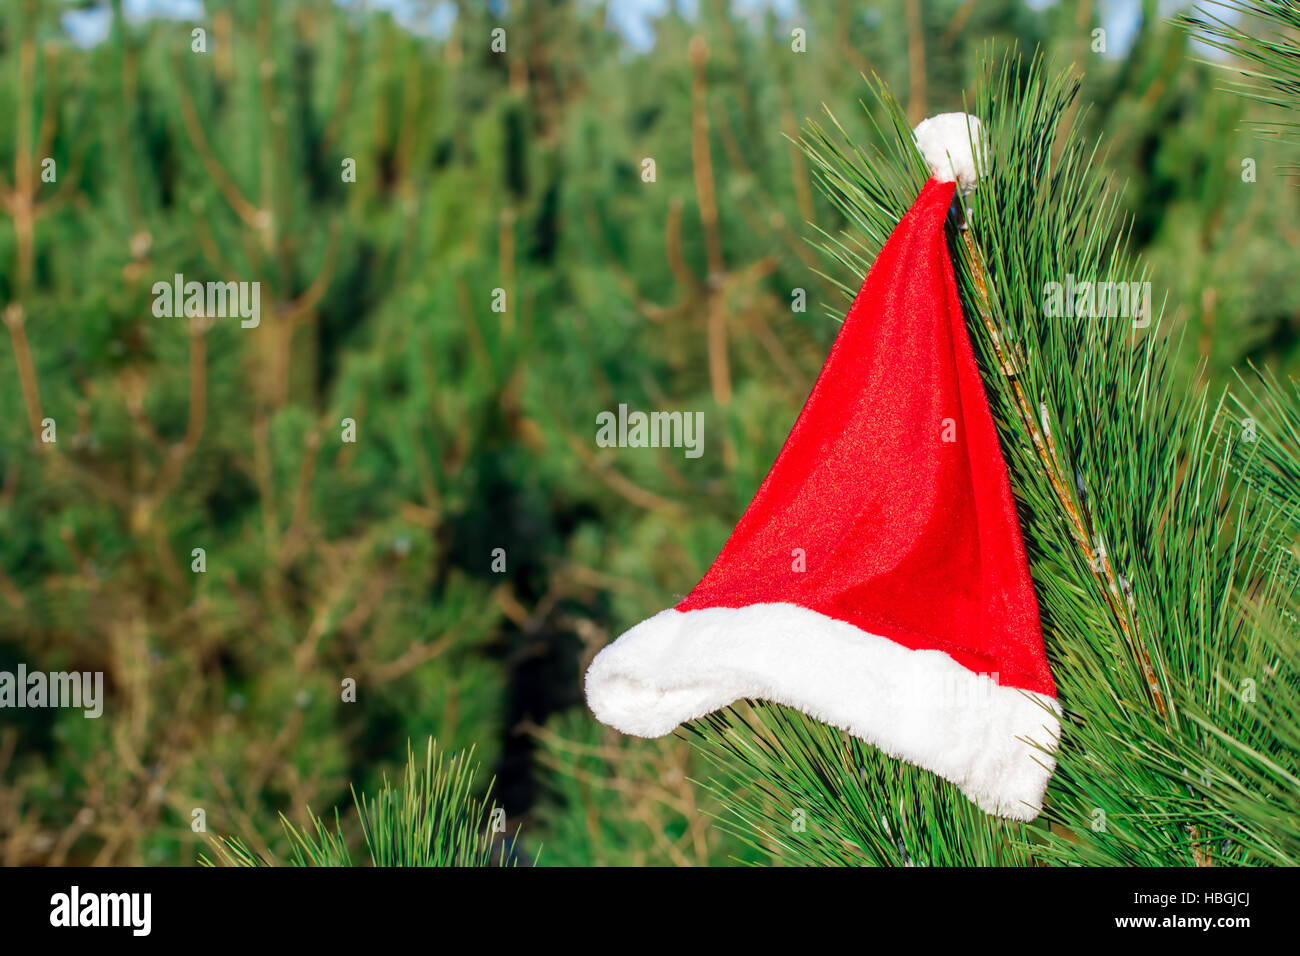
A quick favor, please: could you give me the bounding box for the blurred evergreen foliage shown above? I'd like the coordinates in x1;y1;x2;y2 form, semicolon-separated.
0;0;1294;865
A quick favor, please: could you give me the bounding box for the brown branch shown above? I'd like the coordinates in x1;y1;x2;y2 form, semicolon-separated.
368;630;456;684
277;430;321;568
456;278;491;368
499;207;517;337
706;292;733;413
959;229;1169;721
688;36;725;278
284;219;342;325
3;304;46;443
778;88;816;227
940;0;979;49
836;0;876;79
35;44;59;165
1053;0;1095;163
745;300;809;395
149;317;209;508
563;433;682;515
14;6;36;207
180;321;209;454
317;20;358;153
394;47;424;185
0;564;26;612
665;198;701;293
192;211;241;281
173;50;265;228
256;1;281;257
905;0;928;124
251;416;280;556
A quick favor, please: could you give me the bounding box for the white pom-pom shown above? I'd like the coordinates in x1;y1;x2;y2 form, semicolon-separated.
912;113;987;194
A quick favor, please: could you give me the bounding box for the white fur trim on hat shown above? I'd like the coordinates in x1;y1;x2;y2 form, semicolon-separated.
585;603;1061;821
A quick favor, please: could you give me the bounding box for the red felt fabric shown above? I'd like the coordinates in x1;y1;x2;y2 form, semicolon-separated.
677;177;1056;697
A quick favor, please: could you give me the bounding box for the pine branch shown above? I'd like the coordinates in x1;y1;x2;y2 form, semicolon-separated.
202;739;529;867
689;50;1299;867
1224;365;1300;535
1180;1;1300;166
958;226;1169;721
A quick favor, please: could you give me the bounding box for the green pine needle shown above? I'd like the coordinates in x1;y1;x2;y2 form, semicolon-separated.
201;738;533;867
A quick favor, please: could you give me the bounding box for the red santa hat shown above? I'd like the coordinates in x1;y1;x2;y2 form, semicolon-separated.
585;113;1061;822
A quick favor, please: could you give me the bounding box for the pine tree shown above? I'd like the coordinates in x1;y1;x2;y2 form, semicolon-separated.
2;0;1295;868
688;53;1299;866
0;0;513;865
